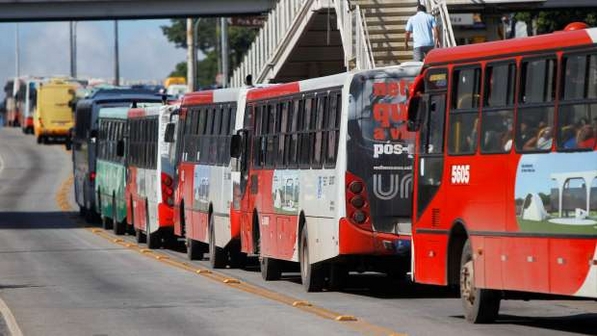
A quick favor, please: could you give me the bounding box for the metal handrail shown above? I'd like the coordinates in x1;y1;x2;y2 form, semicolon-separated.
230;0;312;86
333;1;375;70
425;0;456;48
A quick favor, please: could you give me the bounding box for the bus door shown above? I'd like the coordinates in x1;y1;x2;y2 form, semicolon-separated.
416;93;446;220
236;103;257;253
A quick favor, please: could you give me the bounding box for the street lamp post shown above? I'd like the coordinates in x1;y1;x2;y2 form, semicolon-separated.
114;20;120;86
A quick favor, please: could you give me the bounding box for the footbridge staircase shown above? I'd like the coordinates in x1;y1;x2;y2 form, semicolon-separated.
230;0;456;86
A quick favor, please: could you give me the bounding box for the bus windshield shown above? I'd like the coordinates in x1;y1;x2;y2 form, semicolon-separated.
348;73;414;234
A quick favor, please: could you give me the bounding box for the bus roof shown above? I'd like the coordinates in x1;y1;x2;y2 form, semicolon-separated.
128;104;179;118
246;64;422;101
424;27;597;66
90;88;160;99
181;87;241;106
98;106;129;119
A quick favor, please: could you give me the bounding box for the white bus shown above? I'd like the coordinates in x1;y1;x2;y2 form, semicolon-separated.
126;104;180;248
230;64;422;291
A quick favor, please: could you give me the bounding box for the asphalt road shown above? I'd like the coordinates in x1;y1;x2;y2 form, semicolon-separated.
0;127;596;336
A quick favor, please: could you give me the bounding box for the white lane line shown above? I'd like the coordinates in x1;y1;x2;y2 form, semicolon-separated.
0;296;23;336
0;150;5;176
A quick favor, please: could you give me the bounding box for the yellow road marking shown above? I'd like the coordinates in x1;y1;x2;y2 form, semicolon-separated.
55;176;407;336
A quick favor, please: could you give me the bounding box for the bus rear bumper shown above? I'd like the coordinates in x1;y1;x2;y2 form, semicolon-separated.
157;203;174;228
338;218;411;257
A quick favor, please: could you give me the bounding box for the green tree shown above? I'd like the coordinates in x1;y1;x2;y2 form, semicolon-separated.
514;9;597;35
161;18;258;87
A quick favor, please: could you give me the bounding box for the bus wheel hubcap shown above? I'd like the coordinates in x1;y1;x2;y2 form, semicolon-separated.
460;260;475;305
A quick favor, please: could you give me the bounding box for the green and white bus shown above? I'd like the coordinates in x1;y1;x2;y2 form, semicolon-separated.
95;106;129;234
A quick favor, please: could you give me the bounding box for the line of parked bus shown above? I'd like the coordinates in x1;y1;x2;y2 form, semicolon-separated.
71;24;597;324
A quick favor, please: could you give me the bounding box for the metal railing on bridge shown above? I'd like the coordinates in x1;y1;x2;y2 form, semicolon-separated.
334;1;375;70
230;0;378;86
231;0;315;86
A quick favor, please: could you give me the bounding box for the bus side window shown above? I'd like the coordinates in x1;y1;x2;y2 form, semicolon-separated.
448;67;480;155
517;57;557;152
558;53;597;150
299;98;312;167
481;62;515;153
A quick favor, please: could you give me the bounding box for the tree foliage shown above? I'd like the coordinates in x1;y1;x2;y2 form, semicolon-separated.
514;9;597;34
161;18;258;88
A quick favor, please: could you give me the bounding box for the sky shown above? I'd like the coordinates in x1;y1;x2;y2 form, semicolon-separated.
0;19;186;92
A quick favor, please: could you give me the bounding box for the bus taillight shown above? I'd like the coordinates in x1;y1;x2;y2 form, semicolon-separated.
161;172;174;206
345;172;371;229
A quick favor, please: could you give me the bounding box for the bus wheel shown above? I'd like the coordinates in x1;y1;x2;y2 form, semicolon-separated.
460;239;500;323
36;136;43;144
187;238;204;260
300;227;324;292
260;255;281;281
209;218;227;269
101;215;113;230
135;229;146;244
112;198;125;235
229;246;247;269
147;230;161;249
79;206;87;218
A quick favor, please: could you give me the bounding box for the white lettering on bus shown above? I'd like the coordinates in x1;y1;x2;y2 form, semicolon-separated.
373;143;406;158
451;165;470;184
372;173;412;200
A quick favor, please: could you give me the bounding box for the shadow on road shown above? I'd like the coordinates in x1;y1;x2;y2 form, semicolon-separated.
451;313;597;335
0;211;81;229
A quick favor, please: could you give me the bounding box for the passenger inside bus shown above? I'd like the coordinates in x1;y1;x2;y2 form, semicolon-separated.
577;124;596;149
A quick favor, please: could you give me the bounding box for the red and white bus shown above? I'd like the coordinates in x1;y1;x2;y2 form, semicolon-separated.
126;104;179;248
406;23;597;323
230;64;422;291
172;88;246;267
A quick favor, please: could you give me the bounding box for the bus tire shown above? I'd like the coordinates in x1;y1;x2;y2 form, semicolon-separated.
112;198;125;235
135;229;146;244
460;239;500;323
187;238;204;261
101;215;113;230
209;217;227;269
229;246;247;269
300;227;324;292
36;136;43;144
260;256;281;281
79;206;86;218
147;230;161;249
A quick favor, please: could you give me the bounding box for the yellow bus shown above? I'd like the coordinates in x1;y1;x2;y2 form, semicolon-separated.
163;76;186;88
34;79;76;144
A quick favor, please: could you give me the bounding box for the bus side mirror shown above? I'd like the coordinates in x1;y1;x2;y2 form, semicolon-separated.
407;94;427;132
89;129;98;143
164;122;175;143
230;133;242;158
116;139;125;157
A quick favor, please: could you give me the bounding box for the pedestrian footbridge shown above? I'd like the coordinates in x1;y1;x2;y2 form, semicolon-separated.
231;0;573;86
